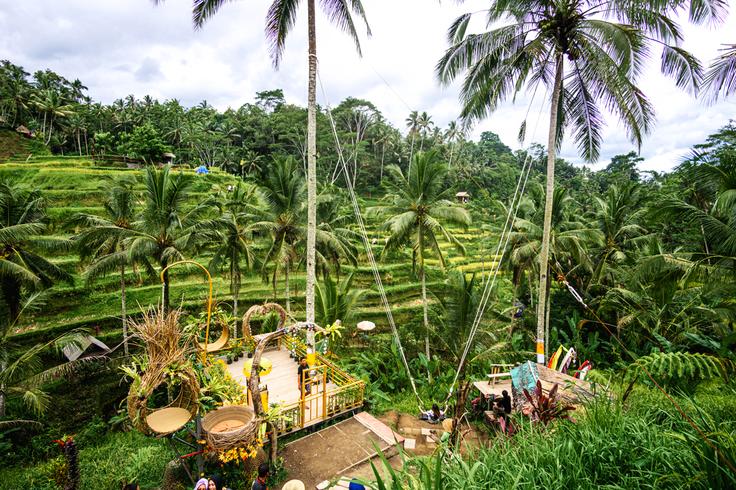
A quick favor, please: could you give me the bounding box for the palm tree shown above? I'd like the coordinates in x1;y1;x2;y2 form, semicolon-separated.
405;110;420;158
371;150;471;372
255;156;306;314
589;183;648;289
703;43;736;101
416;111;433;151
127;166;203;312
159;0;370;329
315;272;364;330
0;181;72;322
435;272;509;365
505;186;601;357
437;0;707;363
75;176;139;355
32;89;74;145
444;121;465;169
198;182;262;326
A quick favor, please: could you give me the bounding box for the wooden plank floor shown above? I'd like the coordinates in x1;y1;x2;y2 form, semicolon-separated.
227;347;338;407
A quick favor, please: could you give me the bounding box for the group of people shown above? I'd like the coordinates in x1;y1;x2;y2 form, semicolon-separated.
192;473;230;490
190;463;267;490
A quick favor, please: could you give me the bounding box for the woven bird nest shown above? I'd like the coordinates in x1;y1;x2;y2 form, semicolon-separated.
241;302;288;338
126;308;200;434
202;405;259;451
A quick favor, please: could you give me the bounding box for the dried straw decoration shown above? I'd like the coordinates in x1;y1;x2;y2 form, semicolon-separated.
126;308;200;434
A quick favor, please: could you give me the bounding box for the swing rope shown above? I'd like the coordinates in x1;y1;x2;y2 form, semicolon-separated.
317;63;544;413
318;72;426;410
441;87;549;409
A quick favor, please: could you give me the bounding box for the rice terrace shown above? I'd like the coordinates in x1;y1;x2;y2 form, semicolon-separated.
1;1;736;489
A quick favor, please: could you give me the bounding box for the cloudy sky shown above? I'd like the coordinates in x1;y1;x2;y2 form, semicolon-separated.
1;0;734;171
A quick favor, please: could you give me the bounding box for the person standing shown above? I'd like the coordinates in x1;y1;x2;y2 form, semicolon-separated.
252;463;270;490
297;358;311;396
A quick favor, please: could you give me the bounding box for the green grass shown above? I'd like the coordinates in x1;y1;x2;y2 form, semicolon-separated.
0;431;176;490
369;384;736;489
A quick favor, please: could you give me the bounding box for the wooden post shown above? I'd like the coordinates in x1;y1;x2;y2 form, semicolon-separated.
322;367;327;419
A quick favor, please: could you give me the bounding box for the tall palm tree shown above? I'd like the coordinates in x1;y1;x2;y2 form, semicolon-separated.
444;120;465;169
0;181;72;322
127;166;203;312
703;43;736;101
416;111;433;151
371;150;471;372
32;89;74;145
255;156;306;314
75;176;139;355
505;186;600;357
199;182;262;326
405;110;420;162
437;0;708;363
159;0;370;329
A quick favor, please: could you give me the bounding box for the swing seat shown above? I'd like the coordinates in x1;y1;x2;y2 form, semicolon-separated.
198;325;229;353
145;407;192;435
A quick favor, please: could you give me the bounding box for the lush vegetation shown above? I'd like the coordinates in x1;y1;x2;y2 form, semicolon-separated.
2;0;736;486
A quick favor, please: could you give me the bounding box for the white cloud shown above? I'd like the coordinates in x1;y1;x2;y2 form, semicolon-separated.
0;0;734;172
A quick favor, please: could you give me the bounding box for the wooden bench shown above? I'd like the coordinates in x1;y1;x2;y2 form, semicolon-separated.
486;372;511;386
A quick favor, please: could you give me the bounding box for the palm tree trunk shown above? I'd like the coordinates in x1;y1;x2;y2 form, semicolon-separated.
285;265;291;315
536;53;564;365
544;270;551;361
421;264;431;364
77;129;82;156
305;0;318;325
448;143;454;169
419;231;432;382
380;144;386;183
162;266;170;313
121;263;128;356
0;358;6;418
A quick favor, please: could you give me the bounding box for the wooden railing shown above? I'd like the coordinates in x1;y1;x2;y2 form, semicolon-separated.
271;335;365;436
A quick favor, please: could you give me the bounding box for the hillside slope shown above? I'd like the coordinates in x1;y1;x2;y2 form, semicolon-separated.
0;128;50;161
2;159;504;349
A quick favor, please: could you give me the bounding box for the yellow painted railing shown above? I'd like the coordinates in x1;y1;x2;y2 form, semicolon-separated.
271;335;365;436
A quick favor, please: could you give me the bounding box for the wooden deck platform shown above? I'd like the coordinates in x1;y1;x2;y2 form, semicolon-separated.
226;345;363;432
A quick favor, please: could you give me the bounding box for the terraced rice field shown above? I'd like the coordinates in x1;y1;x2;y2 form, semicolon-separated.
1;159;503;349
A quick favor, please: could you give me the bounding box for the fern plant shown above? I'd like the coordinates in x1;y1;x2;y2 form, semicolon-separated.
625;352;734;392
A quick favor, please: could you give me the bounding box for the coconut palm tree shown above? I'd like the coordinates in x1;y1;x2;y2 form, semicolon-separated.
703;43;736;101
371;150;471;373
127;166;204;312
157;0;370;329
32;89;74;145
416;111;433;151
435;272;509;366
75;176;140;355
255;156;306;313
198;182;262;325
255;157;355;314
505;186;601;357
0;181;72;322
444;120;466;169
437;0;709;363
589;183;648;289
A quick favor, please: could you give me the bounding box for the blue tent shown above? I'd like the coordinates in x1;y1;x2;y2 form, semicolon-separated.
195;165;209;175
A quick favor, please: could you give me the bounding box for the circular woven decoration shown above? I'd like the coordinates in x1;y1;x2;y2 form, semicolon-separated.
127;366;199;435
241;302;288;338
202;405;259;451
